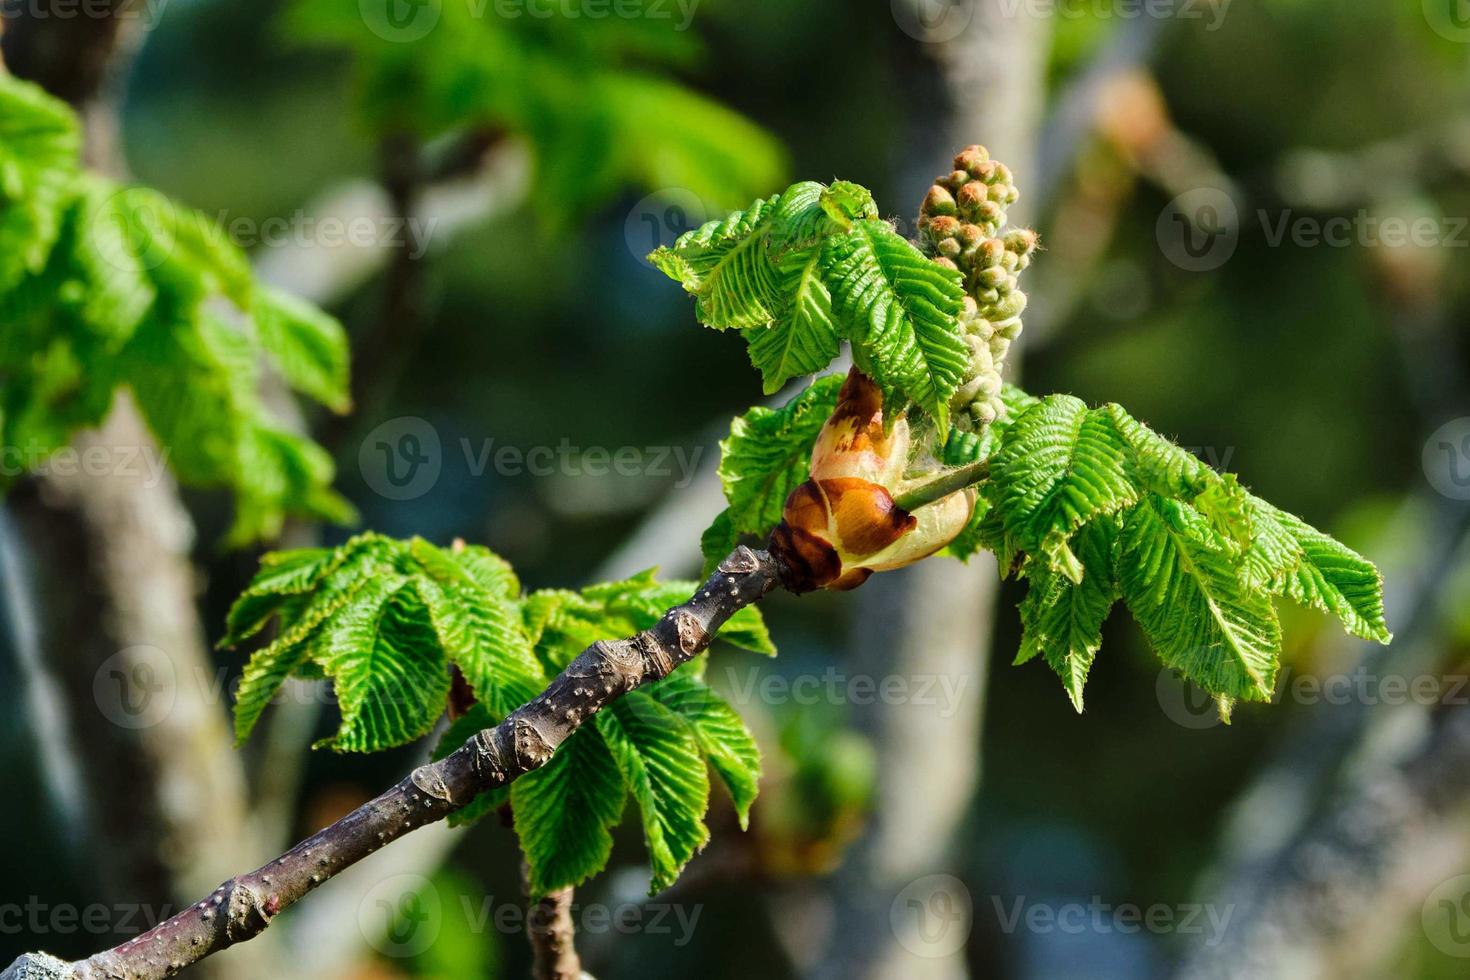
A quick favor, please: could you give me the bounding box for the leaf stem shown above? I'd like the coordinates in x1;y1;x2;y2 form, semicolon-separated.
894;459;990;512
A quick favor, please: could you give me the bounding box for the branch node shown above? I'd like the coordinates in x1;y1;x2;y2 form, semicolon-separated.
671;609;709;658
409;765;454;805
718;545;760;575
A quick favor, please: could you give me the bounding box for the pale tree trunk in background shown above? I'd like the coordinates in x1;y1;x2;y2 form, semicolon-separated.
1;10;274;978
1174;257;1470;979
798;4;1051;978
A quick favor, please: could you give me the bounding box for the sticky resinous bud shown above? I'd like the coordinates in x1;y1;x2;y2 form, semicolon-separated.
770;369;975;593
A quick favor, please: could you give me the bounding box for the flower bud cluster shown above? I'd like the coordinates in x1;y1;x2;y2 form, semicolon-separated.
917;145;1039;429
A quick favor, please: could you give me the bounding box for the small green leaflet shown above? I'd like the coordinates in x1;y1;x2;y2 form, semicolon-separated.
1014;519;1119;711
985;394;1391;714
1118;495;1281;704
512;721;627;895
0;73;79;291
651;192;785;330
652;180;967;419
700;375;844;573
253;286;353;413
987;395;1137;583
745;246;838;395
515;574;770;895
597;692;711;894
823;219;967;426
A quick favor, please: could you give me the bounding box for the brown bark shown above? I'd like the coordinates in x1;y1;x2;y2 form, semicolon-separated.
524;864;586;980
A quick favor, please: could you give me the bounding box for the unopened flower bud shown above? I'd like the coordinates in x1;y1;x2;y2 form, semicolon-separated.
770;370;976;592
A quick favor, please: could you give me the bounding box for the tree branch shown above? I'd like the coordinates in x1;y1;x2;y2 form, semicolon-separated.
523;862;587;980
2;546;782;980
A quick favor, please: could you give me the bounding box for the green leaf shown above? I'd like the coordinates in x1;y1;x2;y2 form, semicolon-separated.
0;83;350;546
649;192;783;330
311;578;451;752
232;539;396;744
744;246;839;395
987;396;1138;583
649;670;762;828
699;508;739;578
1118;495;1282;705
823;218;967;425
1015;519;1120;711
0;75;80;291
70;181;157;344
717;374;843;539
1246;500;1392;643
512;725;627;896
596;691;711;894
411;538;547;717
253;285;352;412
221;546;341;647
